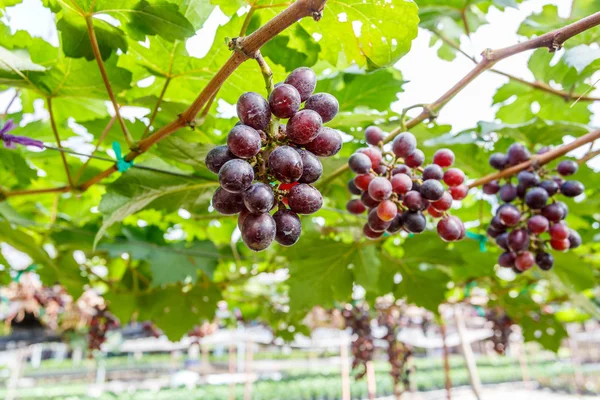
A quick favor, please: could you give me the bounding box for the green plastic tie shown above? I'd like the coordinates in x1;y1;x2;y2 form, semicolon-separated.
14;264;38;282
113;141;133;173
464;280;477;297
465;230;487;252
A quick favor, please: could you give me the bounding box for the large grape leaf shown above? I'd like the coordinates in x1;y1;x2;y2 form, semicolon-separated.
300;0;419;70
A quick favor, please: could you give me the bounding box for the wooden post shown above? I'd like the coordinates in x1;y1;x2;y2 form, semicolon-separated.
201;344;210;373
454;306;482;400
515;335;531;388
340;337;351;400
439;318;452;400
568;338;586;394
228;343;236;400
6;348;25;400
244;340;254;400
366;360;377;400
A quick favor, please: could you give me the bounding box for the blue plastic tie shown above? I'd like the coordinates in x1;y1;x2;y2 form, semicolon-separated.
465;230;488;252
112;141;133;173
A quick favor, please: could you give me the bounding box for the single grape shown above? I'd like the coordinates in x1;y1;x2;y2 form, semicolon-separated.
237;92;271;131
527;215;549;234
507;229;529;252
374;164;388;176
420;180;445;201
422;164;443;181
437;216;463;242
496;233;509;251
288;184;323;214
449;184;468;200
549;222;569;240
489;153;508;170
386;214;404;234
403;191;426;211
268;83;301;118
369;177;393;201
431;191;453;211
443;168;465;187
238;208;250;230
347;199;367;215
205;145;237;174
303;93;338;123
433;149;455;168
507;143;530;166
524;187;549;209
348;153;372;174
427;205;443;218
556;201;569;219
241;213;276;251
273;209;302;246
392;132;417;158
354;174;374;191
403;211;426;233
538;180;559;196
212;187;245;215
498;204;521;227
535;252;554;271
490;216;506;232
361;191;380;208
268;146;303;183
405;149;425;168
517;171;540;188
516;183;527;199
487;226;502;239
391;173;412;194
364;224;384;239
515;251;535;272
537;146;551;154
560;180;584;197
357;147;382;169
368;209;392;232
498;252;516;268
284;67;317;101
364;126;385;146
550;238;570;251
498;183;517;203
392;165;411;177
348;179;362;195
483;180;500;195
227;125;262;158
542;203;565;223
377;200;398;222
568;229;582;249
553;177;565;187
219;159;254;193
297;149;322;184
557;160;578;176
286;110;322;144
244;183;275;214
305;127;342;157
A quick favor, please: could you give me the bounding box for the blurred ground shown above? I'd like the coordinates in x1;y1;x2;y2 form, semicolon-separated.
385;384;600;399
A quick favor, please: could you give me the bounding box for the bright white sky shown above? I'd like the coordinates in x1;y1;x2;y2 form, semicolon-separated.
0;0;598;269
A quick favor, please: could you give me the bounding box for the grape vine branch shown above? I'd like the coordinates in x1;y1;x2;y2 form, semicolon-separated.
317;11;600;189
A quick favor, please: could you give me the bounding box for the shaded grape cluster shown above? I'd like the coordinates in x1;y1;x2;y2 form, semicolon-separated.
88;306;119;351
342;303;375;380
484;144;584;272
205;67;342;251
346;126;466;242
376;304;412;396
486;309;513;355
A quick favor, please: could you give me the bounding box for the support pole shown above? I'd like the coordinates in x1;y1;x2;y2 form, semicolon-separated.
439;318;452;400
340;337;351;400
244;340;254;400
366;360;377;400
568;338;586;394
454;306;482;400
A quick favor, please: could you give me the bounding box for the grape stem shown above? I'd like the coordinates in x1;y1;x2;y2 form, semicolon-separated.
255;51;275;96
73;0;328;192
316;11;600;186
468;128;600;188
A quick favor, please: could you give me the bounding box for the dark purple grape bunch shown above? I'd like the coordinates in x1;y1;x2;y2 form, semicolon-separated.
486;309;513;355
346;127;467;242
88;306;119;351
205;67;342;251
342;303;375;380
484;143;584;272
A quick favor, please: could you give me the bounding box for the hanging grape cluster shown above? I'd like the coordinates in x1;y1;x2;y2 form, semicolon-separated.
486;308;514;355
206;67;343;251
377;303;412;396
484;144;583;272
346;127;466;241
88;306;119;351
342;303;375;380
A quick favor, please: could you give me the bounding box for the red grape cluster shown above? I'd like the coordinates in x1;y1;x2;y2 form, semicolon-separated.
341;303;375;380
88;306;119;351
346;127;466;242
486;309;513;355
484;144;584;272
376;304;412;395
206;67;342;251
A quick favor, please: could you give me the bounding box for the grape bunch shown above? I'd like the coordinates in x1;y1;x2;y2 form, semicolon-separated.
484;143;584;272
346;127;466;242
486;309;513;355
341;303;375;380
88;306;119;351
205;67;342;251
